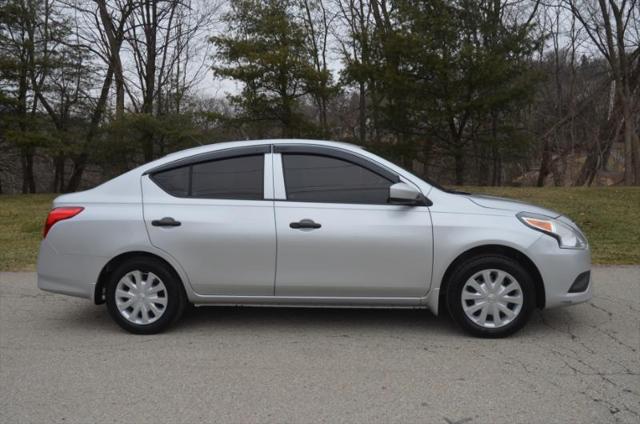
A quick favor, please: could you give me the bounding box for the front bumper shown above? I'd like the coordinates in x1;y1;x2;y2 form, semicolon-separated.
527;234;592;308
37;240;106;301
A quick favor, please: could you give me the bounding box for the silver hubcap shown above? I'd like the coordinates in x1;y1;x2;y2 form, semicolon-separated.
461;269;523;329
115;270;168;325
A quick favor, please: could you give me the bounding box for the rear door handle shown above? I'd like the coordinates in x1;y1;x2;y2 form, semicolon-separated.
152;217;181;227
290;219;321;229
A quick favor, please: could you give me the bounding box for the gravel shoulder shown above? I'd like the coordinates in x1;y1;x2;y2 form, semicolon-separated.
1;266;639;424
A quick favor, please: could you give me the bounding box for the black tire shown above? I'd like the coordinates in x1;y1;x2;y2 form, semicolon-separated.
446;255;536;338
105;257;186;334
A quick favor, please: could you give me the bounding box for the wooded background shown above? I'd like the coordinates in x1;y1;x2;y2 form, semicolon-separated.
1;0;639;194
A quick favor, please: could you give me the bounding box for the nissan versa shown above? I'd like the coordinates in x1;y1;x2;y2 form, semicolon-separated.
37;139;592;337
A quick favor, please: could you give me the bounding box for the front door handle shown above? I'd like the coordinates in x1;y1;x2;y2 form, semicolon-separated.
290;219;321;229
152;217;181;227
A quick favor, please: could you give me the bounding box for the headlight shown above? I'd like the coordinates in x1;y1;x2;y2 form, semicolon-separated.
517;212;587;249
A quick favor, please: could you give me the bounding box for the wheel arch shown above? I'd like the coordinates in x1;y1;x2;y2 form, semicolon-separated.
94;251;187;304
436;244;545;314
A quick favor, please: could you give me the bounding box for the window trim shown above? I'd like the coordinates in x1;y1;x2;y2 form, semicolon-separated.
149;151;267;201
143;145;271;176
275;145;402;206
273;145;400;184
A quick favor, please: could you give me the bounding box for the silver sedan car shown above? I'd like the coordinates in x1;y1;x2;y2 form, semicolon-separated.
37;139;592;337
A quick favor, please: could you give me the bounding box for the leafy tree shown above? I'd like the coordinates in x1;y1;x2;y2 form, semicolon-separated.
364;0;542;184
211;0;327;137
0;0;66;192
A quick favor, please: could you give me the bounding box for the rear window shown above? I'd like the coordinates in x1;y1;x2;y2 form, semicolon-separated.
151;155;264;200
191;155;263;200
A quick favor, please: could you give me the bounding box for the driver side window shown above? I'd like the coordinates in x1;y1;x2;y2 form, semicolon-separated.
282;154;394;205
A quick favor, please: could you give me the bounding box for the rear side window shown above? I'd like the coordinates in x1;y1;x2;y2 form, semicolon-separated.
151;155;264;200
191;155;263;199
282;154;393;204
152;166;190;197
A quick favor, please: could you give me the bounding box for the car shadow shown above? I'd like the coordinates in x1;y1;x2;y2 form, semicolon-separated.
177;304;459;335
176;303;588;339
56;301;586;339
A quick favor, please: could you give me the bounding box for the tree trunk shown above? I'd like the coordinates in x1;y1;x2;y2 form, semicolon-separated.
633;131;640;185
359;82;366;145
491;146;502;186
370;85;381;143
114;59;125;118
320;96;328;138
141;0;158;161
471;135;486;185
142;139;154;163
537;137;552;186
622;94;640;184
454;146;465;185
281;94;293;138
575;96;624;186
52;155;65;192
65;154;87;193
96;0;125;119
422;139;432;180
622;97;634;185
64;63;116;193
490;113;501;186
21;148;36;193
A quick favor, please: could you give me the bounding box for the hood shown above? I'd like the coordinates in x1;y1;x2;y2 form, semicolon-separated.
465;194;562;218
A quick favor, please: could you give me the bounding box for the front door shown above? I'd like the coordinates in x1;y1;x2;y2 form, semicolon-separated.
142;147;276;296
272;147;433;298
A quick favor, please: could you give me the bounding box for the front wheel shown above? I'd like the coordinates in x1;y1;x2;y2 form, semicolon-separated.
105;257;186;334
446;255;536;338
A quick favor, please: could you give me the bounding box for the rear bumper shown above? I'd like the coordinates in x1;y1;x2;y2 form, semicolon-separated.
37;240;106;302
527;235;592;309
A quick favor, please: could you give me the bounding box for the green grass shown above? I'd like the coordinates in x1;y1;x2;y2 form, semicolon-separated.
0;188;638;271
0;194;56;271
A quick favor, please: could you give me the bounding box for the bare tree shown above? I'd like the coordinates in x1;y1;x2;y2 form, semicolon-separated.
124;0;219;160
298;0;335;136
566;0;640;185
55;0;136;191
334;0;375;145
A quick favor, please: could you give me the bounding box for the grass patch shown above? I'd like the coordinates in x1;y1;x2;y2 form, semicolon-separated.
0;194;56;271
0;188;638;270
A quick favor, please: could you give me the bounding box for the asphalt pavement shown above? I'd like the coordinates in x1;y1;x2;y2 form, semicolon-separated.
1;267;638;423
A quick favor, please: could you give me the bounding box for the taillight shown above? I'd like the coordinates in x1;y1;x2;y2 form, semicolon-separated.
43;207;84;238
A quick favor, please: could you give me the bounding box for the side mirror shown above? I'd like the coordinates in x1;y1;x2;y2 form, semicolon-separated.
388;182;427;206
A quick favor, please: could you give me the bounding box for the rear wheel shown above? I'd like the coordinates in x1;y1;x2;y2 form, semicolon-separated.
105;257;186;334
446;255;535;338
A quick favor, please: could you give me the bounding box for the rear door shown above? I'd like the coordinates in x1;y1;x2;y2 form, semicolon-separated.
141;146;276;296
272;145;433;298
